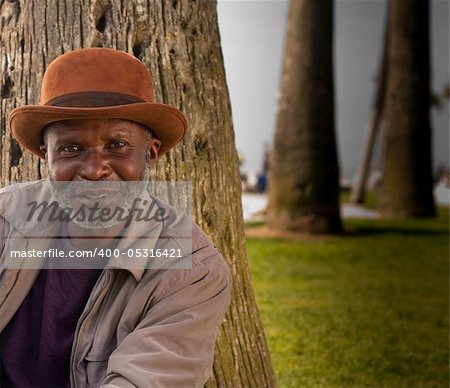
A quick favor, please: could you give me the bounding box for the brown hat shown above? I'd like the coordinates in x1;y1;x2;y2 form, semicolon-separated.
9;47;187;158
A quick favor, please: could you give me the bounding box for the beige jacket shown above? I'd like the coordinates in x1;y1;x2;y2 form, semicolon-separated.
0;181;232;387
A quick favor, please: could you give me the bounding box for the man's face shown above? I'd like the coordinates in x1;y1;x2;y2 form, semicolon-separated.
42;118;159;182
41;118;161;229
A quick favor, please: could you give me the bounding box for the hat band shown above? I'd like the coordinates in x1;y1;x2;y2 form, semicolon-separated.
44;91;146;107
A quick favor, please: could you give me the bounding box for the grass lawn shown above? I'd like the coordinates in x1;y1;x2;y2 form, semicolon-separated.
246;207;449;387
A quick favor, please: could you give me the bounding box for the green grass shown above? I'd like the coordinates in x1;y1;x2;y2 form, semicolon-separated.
340;189;378;209
246;207;449;387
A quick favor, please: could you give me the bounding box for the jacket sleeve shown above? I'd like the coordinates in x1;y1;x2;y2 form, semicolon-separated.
100;250;232;388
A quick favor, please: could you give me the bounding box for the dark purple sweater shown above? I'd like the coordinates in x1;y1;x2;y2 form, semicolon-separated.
0;268;102;387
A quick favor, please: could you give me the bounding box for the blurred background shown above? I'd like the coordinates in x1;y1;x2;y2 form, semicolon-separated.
218;0;448;203
217;1;449;386
0;0;447;386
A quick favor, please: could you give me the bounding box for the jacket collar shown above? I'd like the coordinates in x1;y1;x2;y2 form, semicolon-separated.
0;180;169;282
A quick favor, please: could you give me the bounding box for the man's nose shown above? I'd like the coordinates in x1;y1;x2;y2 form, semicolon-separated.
79;149;113;180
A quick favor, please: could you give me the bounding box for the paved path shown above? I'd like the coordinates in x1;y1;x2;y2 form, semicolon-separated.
242;184;449;221
435;182;450;206
242;193;377;222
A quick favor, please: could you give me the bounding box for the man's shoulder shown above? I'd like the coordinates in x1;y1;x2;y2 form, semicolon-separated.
0;180;51;214
141;218;231;306
0;180;53;232
0;180;48;196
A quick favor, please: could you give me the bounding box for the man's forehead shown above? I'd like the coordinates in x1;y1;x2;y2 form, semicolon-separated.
43;119;149;139
46;118;143;130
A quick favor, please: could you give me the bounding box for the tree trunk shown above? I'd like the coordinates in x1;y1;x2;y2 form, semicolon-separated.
379;0;436;217
268;0;341;234
0;0;276;386
349;10;389;205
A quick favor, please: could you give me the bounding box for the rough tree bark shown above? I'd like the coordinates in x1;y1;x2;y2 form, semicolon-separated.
0;0;276;386
379;0;436;217
268;0;342;234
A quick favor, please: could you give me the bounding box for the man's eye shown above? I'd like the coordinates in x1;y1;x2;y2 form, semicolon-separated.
109;141;128;149
61;145;80;153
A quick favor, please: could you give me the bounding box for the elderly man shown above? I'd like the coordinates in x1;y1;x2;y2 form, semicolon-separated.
0;48;231;387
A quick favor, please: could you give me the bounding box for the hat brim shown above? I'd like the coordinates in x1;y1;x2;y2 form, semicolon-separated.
9;102;187;158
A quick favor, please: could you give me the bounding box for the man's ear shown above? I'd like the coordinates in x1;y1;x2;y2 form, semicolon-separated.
39;144;48;156
149;139;162;167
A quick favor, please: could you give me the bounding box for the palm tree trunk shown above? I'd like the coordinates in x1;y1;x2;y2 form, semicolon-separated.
379;0;435;217
268;0;341;233
350;11;388;204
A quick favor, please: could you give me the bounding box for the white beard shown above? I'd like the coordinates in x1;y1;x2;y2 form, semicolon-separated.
47;165;151;230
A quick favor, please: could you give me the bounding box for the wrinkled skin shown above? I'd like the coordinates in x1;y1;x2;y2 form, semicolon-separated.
40;118;161;240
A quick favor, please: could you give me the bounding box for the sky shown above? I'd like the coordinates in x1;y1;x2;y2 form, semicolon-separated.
217;0;449;180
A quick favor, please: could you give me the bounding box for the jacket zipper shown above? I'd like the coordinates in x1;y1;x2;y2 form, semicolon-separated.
69;269;116;388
